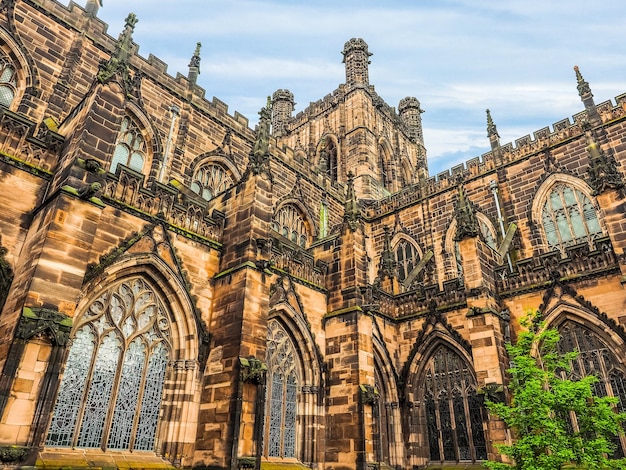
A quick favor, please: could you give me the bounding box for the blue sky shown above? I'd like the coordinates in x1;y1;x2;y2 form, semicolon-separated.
86;0;625;176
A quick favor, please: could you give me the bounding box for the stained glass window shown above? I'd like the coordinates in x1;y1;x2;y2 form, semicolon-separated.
542;184;602;252
422;345;487;463
272;204;308;248
264;320;300;459
0;56;17;107
558;321;626;456
395;239;420;283
46;277;171;452
110;116;147;173
190;163;234;201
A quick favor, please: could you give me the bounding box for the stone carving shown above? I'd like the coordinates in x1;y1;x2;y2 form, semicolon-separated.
16;307;72;346
360;384;379;405
239;356;267;384
453;184;478;241
584;122;623;194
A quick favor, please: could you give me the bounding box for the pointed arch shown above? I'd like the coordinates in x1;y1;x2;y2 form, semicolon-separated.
272;200;315;248
45;253;199;458
316;134;339;182
0;26;38;110
188;152;241;201
391;233;423;285
531;173;604;254
378;137;394;191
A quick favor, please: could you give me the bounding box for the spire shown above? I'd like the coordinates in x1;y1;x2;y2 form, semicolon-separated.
248;97;272;176
188;42;201;86
97;13;137;89
454;185;478;241
486;109;500;150
378;226;396;279
344;171;360;231
574;65;601;126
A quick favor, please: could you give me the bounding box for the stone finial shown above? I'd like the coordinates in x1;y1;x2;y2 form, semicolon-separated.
486;109;500;150
378;226;396;279
344;171;360;231
574;65;600;126
85;0;102;16
188;42;201;86
342;38;372;87
249;97;272;176
271;89;295;137
454;185;478;241
583;122;624;194
97;13;138;88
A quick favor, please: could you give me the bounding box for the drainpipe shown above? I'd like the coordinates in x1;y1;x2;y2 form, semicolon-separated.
158;105;180;184
490;180;513;272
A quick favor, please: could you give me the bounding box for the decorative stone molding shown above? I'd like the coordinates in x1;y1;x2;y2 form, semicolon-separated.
360;384;379;405
15;307;72;346
239;356;267;384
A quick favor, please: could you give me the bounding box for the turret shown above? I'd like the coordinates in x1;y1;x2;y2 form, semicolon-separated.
398;96;424;145
342;38;372;88
271;89;294;137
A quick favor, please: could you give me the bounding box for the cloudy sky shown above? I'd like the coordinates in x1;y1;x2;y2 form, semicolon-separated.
85;0;625;176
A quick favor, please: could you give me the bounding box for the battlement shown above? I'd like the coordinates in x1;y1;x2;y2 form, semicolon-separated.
364;93;626;219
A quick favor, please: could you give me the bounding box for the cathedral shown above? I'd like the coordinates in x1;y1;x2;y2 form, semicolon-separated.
1;0;626;469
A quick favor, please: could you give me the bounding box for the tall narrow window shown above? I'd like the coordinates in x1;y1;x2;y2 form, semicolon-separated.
264;320;300;459
190;162;234;201
272;204;309;248
558;321;626;456
0;56;17;107
542;184;602;252
110;116;147;173
46;277;171;452
320;138;338;182
395;239;420;283
478;220;497;250
422;345;487;463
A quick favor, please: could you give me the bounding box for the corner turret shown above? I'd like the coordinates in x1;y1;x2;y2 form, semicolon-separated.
271;89;294;137
398;97;424;145
342;38;372;88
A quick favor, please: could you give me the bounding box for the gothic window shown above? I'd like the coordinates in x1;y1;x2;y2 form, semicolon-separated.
46;277;171;452
372;366;391;465
541;184;602;252
558;321;626;456
272;204;308;248
190;162;234;201
395;239;420;283
0;55;17;107
110;116;147;173
479;220;497;250
320;138;338;182
422;345;487;463
264;320;300;459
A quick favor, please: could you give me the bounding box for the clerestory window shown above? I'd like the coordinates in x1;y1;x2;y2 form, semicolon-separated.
541;184;602;252
110;116;147;173
0;56;17;107
190;163;234;201
46;277;171;452
395;239;420;284
272;204;308;248
423;345;487;463
264;319;300;459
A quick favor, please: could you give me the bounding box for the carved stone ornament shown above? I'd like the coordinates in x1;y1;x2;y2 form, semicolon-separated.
239;356;268;384
16;307;72;346
378;226;396;279
344;171;361;231
453;185;478;241
249;97;272;177
360;384;379;405
584;123;624;194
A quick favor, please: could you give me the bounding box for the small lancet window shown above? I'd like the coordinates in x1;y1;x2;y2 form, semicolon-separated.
190;163;234;201
395;239;420;283
0;56;17;107
272;204;309;248
541;184;602;252
110;116;147;173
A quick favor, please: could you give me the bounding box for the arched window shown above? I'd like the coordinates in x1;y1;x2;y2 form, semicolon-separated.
395;238;420;283
422;345;487;463
541;184;602;252
372;364;393;465
478;220;497;250
46;277;171;451
264;320;300;459
110;116;147;173
190;163;234;201
320;137;338;182
272;204;308;248
558;321;626;456
0;55;17;107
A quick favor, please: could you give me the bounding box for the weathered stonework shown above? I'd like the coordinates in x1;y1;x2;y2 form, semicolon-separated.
0;1;625;469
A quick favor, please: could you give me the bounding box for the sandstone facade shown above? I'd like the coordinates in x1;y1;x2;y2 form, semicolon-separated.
0;1;625;470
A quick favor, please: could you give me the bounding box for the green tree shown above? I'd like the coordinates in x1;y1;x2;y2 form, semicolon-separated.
486;313;626;470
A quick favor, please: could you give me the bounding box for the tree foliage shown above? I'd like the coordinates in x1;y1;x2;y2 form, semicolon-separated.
486;313;626;470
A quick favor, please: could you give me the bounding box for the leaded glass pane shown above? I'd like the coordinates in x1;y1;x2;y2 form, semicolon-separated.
272;205;309;247
453;392;470;460
107;339;146;450
46;277;172;452
191;163;234;201
77;332;122;448
129;152;144;171
469;394;487;460
0;85;14;107
426;394;440;461
46;327;95;446
264;320;301;459
395;239;420;283
110;116;147;174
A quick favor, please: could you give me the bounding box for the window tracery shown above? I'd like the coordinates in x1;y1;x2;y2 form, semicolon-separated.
46;277;171;452
478;220;497;250
272;204;308;248
110;116;147;173
395;238;420;283
541;184;602;252
422;345;487;463
319;138;338;181
264;320;300;459
0;55;17;107
190;162;234;201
